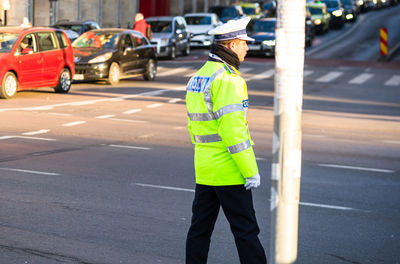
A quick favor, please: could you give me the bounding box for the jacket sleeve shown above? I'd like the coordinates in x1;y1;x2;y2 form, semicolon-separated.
212;74;259;179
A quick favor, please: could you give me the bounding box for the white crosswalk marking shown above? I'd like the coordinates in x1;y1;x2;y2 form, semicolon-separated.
158;67;189;77
240;67;253;73
348;73;374;84
316;71;343;82
384;75;400;86
304;70;314;77
246;69;274;81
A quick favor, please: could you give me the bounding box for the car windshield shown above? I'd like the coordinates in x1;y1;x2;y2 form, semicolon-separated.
248;20;275;33
263;3;274;10
148;21;172;33
309;7;323;14
185;16;211;25
242;7;256;15
322;1;340;8
72;31;119;49
341;0;352;4
0;33;20;53
54;25;83;35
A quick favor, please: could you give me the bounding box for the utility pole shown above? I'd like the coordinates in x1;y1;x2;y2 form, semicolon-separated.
270;0;306;263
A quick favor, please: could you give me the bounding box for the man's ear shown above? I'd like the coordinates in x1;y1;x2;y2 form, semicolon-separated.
227;40;236;50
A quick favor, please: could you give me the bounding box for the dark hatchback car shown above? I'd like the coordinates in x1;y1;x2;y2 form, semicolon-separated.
246;18;276;57
320;0;345;28
72;28;157;85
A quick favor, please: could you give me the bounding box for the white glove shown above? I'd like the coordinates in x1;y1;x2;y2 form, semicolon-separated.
244;173;260;190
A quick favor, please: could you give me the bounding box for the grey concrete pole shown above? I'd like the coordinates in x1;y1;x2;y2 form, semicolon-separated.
270;0;306;263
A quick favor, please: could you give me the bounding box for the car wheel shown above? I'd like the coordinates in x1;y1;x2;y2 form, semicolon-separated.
183;43;190;56
169;45;176;60
54;68;71;93
143;59;157;81
107;62;120;85
0;72;18;99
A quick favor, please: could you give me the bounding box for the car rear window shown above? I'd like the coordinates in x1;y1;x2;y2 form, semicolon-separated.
0;33;20;53
185;16;211;25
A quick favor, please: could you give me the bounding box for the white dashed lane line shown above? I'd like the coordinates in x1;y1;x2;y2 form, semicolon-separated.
96;114;115;119
21;129;50;136
147;103;163;109
0;167;60;176
123;109;142;115
318;163;395;173
0;135;56;141
62;121;87;127
106;144;152;150
168;98;182;103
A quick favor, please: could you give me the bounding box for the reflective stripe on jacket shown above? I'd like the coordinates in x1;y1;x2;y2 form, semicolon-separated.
186;56;258;186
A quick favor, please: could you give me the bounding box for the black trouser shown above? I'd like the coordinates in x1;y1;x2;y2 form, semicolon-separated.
186;184;267;264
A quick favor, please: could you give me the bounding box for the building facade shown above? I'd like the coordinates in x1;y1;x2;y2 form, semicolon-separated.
0;0;237;28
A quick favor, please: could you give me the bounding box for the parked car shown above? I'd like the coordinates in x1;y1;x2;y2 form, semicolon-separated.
0;27;75;99
262;0;277;17
146;16;190;59
208;5;245;23
184;13;221;47
320;0;345;29
51;20;100;42
72;28;157;85
306;3;331;34
305;10;316;47
246;18;276;57
239;2;263;19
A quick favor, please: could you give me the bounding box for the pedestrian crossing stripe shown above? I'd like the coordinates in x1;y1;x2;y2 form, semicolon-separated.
157;67;400;86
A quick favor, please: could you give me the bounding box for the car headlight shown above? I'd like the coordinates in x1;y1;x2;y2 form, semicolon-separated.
332;10;343;17
88;52;112;63
314;19;322;25
262;40;275;46
160;38;169;45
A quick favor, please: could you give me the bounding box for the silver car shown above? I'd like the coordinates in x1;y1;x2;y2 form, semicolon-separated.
184;13;222;48
146;16;190;59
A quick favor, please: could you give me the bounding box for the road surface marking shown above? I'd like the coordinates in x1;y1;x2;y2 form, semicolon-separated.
134;183;364;211
246;69;274;81
168;98;182;103
157;67;188;77
384;75;400;86
70;101;96;106
304;70;314;77
318;163;395;173
315;71;343;82
62;121;87;127
0;135;56;141
22;129;50;136
0;167;60;176
348;73;374;84
96;114;115;119
303;134;325;138
108;144;151;150
123;109;142;114
48;113;72;116
134;183;195;193
383;140;400;144
240;67;253;73
110;118;148;123
147;103;163;108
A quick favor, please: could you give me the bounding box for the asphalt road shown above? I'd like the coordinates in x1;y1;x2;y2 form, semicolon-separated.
1;7;400;264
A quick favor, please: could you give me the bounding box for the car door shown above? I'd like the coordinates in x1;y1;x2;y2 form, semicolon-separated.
119;33;137;74
16;33;43;89
131;33;147;71
37;31;63;86
174;17;188;51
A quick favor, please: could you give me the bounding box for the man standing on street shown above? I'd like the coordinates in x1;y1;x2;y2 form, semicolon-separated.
185;17;267;264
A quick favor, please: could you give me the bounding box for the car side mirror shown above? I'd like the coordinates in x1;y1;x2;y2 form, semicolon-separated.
176;29;182;34
123;46;133;55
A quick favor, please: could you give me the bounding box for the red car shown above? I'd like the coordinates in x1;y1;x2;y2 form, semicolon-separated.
0;27;75;99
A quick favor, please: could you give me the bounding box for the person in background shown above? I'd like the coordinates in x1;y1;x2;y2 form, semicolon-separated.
133;13;152;39
185;16;267;264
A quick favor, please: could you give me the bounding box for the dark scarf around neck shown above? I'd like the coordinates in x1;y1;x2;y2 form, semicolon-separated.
209;43;240;70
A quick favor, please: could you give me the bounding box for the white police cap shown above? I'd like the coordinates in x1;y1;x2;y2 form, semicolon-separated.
208;16;254;42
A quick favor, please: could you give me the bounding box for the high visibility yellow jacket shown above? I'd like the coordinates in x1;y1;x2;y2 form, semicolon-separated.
186;55;259;186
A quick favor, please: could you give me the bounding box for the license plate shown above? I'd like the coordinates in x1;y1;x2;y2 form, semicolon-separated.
73;74;84;80
248;44;260;51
